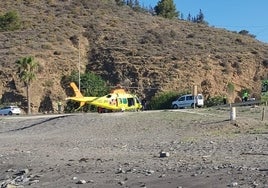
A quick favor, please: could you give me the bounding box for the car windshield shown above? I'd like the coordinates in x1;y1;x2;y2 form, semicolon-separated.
178;97;185;101
1;106;19;109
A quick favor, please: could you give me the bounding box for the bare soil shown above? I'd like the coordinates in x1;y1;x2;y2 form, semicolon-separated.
1;0;268;112
0;106;268;188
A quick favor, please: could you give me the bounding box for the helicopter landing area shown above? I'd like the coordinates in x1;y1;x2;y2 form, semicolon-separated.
0;107;267;188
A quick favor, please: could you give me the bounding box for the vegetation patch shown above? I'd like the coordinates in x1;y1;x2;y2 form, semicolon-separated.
0;11;21;31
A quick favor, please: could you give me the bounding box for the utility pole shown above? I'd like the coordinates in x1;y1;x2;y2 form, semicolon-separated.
192;85;197;109
78;38;81;91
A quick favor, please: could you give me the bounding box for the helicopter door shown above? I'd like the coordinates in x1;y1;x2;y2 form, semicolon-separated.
262;82;268;92
127;98;135;107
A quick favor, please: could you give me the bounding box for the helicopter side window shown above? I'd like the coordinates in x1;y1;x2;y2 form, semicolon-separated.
122;98;128;104
118;98;122;104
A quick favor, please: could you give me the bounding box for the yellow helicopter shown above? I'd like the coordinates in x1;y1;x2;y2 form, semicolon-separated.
66;82;142;113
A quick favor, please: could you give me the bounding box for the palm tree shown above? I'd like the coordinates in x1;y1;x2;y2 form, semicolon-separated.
16;56;38;114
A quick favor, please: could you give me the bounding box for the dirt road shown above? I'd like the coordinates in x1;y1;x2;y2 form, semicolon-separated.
0;107;268;188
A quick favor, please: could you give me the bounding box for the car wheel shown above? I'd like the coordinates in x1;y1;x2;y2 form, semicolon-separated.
8;111;13;115
191;103;195;108
172;104;178;109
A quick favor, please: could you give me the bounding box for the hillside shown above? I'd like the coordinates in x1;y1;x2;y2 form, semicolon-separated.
1;0;268;113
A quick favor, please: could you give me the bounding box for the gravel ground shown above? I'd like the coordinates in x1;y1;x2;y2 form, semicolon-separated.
0;106;268;188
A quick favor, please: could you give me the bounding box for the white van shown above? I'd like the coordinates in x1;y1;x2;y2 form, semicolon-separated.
172;94;204;109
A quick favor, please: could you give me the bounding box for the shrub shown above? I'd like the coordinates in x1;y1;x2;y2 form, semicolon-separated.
262;59;268;68
202;64;211;70
232;62;242;75
227;82;235;93
187;33;195;38
149;91;179;110
115;0;125;6
238;30;256;38
0;11;21;31
205;96;224;107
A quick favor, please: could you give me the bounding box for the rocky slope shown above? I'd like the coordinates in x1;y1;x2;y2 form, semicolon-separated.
1;0;268;113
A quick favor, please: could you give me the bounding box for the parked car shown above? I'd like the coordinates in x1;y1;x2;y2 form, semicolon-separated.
172;94;204;109
0;106;21;115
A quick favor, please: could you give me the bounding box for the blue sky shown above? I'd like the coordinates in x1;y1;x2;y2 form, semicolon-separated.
139;0;268;43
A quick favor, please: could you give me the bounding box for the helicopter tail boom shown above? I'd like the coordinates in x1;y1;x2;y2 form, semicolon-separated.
70;82;83;98
65;82;86;108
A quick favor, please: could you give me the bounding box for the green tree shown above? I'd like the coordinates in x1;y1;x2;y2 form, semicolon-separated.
16;56;39;114
65;71;109;97
132;0;141;11
154;0;179;19
63;71;109;112
126;0;133;7
187;13;192;21
196;9;205;23
192;9;208;25
239;30;256;38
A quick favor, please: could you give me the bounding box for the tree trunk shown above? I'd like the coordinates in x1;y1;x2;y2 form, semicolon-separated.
27;84;31;114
